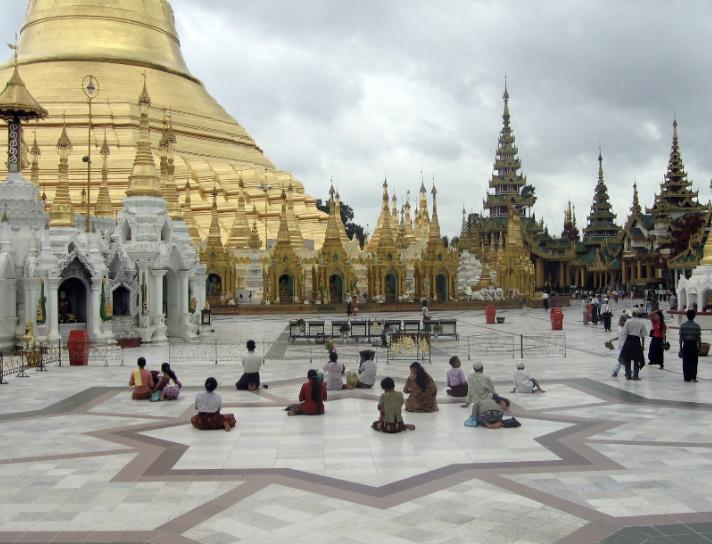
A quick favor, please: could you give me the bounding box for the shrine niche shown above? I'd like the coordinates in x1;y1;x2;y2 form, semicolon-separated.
207;273;222;298
111;285;131;316
278;273;294;303
58;277;87;323
435;273;448;301
328;274;343;304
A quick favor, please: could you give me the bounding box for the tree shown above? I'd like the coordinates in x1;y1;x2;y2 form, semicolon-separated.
315;197;367;248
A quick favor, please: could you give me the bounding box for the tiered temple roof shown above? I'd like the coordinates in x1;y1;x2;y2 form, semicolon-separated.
582;151;620;246
647;119;706;219
483;82;534;219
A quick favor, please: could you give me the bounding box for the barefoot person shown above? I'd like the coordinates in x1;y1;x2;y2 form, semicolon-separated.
356;350;377;389
191;377;236;431
462;362;510;417
372;377;415;433
235;340;264;390
286;369;328;415
323;351;346;390
129;357;154;400
679;309;702;383
154;363;182;400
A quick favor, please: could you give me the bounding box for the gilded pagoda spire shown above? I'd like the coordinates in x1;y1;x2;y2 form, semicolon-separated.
126;75;161;198
94;131;113;217
391;192;398;226
158;108;181;219
227;178;251;249
248;204;262;250
182;176;202;242
416;178;430;240
402;190;415;246
205;184;223;248
647;118;705;218
49;121;75;227
322;183;343;248
276;187;292;245
582;149;619;246
561;199;579;242
367;178;396;251
428;182;441;241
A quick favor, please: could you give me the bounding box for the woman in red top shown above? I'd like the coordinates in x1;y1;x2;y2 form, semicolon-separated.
287;369;327;416
648;310;667;369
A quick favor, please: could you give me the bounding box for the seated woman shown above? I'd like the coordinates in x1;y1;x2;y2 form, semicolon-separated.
475;397;520;429
511;362;545;393
154;363;182;400
372;377;415;433
236;339;264;391
404;362;438;412
356;350;377;389
129;357;154;400
191;377;236;431
323;351;346;391
446;356;468;397
286;369;327;416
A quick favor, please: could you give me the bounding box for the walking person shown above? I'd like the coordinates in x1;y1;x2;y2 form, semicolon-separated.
606;310;631;377
542;291;550;311
601;298;612;332
346;293;353;317
620;309;647;380
591;298;599;326
679;309;702;383
648;310;667;369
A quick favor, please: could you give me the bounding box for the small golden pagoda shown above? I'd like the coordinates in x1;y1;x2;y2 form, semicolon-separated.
94;132;113;218
495;202;535;294
314;184;355;303
48;121;74;228
264;189;304;304
226;179;251;249
415;183;459;301
200;186;235;304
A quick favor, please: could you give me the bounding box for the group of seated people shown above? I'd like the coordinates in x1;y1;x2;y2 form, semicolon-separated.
128;357;182;401
130;338;540;433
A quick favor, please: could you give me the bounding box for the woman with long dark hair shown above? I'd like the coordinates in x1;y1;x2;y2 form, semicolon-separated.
286;369;327;416
155;362;182;400
648;310;667;369
403;362;438;412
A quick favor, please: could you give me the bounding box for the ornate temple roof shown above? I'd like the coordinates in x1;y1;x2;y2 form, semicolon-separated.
582;151;620;246
646;119;706;219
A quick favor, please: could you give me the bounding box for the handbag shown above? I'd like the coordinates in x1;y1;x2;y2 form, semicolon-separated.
464;416;478;427
346;370;359;388
150;390;161;402
663;341;670;351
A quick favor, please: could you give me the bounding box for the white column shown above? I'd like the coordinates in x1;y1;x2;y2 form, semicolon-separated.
24;279;36;332
47;278;60;342
90;282;102;342
178;271;189;315
151;269;168;342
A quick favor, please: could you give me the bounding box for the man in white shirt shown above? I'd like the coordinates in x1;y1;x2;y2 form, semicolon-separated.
600;299;612;332
511;362;545;393
620;311;647;380
235;339;265;390
356;349;377;388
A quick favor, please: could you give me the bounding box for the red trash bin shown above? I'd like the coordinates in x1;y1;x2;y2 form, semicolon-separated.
485;304;496;324
550;307;564;330
67;330;89;366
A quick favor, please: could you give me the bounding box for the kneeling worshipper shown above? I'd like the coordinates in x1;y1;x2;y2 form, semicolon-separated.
475;397;521;429
372;377;416;433
462;361;510;418
286;369;328;416
323;351;346;390
511;362;545;393
154;363;183;400
235;339;264;390
129;357;154;400
356;349;377;388
446;356;468;397
191;377;236;431
404;362;438;412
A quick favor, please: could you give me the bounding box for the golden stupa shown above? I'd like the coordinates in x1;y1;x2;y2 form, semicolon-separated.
0;0;327;247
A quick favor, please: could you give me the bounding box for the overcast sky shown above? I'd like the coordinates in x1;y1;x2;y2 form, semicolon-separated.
4;1;712;238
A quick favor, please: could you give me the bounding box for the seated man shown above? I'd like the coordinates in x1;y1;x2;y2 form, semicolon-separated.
462;361;510;416
356;350;377;389
129;357;154;400
511;362;545;393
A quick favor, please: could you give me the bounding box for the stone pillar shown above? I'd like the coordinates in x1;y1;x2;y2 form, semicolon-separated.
558;262;564;289
24;279;37;333
622;260;628;285
636;261;641;281
47;278;60;342
151;269;168;343
90;281;102;342
178;270;190;315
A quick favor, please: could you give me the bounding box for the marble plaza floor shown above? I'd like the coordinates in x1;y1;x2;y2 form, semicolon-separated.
2;303;712;543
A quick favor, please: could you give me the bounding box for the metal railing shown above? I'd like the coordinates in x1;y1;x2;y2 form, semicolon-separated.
0;341;63;383
451;333;567;360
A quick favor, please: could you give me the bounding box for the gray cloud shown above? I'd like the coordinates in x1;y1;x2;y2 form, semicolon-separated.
1;0;710;238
